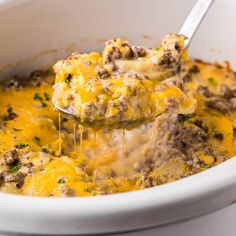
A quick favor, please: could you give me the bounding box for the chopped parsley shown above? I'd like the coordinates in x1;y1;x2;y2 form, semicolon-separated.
34;93;48;108
33;92;43;101
207;77;217;86
198;160;209;168
33;136;40;144
41;102;47;108
64;74;72;84
10;165;20;173
155;46;161;51
12;128;21;131
41;147;48;153
84;187;90;192
58;178;65;184
43;92;50;101
14;143;29;149
179;114;192;123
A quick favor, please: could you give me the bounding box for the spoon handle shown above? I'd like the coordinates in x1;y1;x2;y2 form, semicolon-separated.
179;0;215;48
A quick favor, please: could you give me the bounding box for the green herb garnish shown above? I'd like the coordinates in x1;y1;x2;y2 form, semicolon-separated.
84;187;90;192
14;143;29;149
155;46;161;51
43;92;50;101
10;165;20;173
12;128;21;131
179;114;192;123
41;147;48;153
33;136;40;144
58;178;65;184
33;92;43;101
64;74;72;84
41;102;47;108
34;93;48;108
199;160;208;168
207;77;217;86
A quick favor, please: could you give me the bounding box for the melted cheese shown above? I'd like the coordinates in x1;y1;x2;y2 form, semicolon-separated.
0;60;236;197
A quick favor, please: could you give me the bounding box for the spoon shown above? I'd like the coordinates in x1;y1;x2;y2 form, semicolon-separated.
179;0;214;48
53;0;215;127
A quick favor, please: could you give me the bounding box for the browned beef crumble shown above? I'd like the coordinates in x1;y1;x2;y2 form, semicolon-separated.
61;185;76;197
158;50;177;68
197;85;214;97
3;106;17;121
4;172;26;189
0;149;20;166
132;46;147;57
4;70;49;89
197;84;236;113
0;149;34;189
132;113;225;187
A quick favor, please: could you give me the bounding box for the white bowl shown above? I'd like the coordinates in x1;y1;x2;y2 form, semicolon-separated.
0;0;236;235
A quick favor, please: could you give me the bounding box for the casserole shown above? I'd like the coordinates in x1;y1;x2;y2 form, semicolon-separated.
0;0;236;234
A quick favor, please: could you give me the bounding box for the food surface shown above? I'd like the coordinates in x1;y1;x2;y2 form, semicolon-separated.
53;34;195;130
0;59;236;197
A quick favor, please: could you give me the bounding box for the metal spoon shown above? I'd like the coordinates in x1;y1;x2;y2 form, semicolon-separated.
53;0;215;127
179;0;215;48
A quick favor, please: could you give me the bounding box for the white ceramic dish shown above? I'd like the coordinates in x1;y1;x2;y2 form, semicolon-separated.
0;0;236;235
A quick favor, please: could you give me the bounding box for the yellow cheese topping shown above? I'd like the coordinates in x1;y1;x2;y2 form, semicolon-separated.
0;60;236;197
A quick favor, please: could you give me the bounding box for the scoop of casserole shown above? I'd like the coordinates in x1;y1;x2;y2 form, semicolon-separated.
53;34;195;129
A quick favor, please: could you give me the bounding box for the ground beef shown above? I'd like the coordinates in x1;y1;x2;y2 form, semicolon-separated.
194;119;209;133
104;46;122;67
221;84;236;99
213;131;224;140
155;76;184;93
161;76;184;89
4;172;26;189
138;174;165;189
230;98;236;109
94;167;114;184
3;106;17;121
131;46;147;57
158;50;177;68
0;172;4;187
165;98;179;111
29;70;48;87
197;84;236;113
206;97;231;113
0;149;20;166
132;113;222;175
103;41;136;71
4;76;26;89
61;185;76;197
0;148;36;189
197;85;214;98
182;72;192;83
121;43;134;58
94;66;109;79
189;65;200;74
